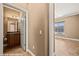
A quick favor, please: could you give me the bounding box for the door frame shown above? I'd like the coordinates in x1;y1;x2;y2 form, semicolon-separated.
49;3;55;56
2;3;29;52
0;4;3;55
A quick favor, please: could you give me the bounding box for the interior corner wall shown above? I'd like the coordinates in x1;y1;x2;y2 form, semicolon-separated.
28;3;49;56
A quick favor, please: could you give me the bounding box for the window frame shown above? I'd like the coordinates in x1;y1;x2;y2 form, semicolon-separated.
54;21;64;35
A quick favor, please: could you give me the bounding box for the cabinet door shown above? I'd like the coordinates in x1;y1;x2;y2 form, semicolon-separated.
7;33;15;48
14;32;20;46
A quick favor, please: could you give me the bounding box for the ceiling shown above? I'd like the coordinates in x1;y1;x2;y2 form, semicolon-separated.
4;7;20;19
55;3;79;18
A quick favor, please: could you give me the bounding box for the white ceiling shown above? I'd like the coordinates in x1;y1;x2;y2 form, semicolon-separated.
55;3;79;18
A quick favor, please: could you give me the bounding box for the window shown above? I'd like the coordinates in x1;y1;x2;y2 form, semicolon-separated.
55;21;64;33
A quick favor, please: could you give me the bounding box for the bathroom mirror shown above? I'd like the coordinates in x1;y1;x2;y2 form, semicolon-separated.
7;18;18;32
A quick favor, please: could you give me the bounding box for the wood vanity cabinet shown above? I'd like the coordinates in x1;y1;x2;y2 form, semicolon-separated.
4;17;20;49
7;32;20;48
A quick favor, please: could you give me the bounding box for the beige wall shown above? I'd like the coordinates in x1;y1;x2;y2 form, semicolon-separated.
64;14;79;39
56;14;79;39
27;3;49;56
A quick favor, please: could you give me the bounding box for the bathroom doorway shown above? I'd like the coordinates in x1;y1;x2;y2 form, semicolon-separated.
3;4;28;55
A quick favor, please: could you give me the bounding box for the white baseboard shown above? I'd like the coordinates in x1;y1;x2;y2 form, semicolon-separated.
49;52;56;56
27;49;35;56
55;36;79;42
53;52;56;56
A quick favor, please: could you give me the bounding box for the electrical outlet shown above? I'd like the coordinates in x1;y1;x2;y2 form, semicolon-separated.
33;45;35;49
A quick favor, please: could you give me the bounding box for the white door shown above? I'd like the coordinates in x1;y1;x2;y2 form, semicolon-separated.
20;12;26;51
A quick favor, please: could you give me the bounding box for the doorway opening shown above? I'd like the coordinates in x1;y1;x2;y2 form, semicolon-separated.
3;4;29;56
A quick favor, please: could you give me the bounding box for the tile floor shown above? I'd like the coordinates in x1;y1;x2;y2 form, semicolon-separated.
4;47;31;56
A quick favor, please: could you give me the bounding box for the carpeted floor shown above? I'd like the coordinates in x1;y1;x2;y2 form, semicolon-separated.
55;38;79;56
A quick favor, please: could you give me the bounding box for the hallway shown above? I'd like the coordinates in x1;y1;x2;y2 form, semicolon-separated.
55;38;79;56
4;47;31;56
